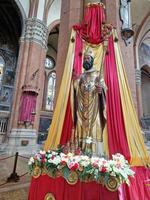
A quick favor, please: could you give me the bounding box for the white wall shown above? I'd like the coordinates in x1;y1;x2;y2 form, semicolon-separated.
37;0;45;20
18;0;30;17
47;0;61;26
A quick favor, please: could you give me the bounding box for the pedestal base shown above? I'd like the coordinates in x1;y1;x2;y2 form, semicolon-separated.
7;129;38;155
28;175;119;200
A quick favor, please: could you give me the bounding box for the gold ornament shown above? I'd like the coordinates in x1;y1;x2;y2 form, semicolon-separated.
66;171;78;185
44;193;55;200
78;165;84;172
42;167;47;175
105;176;120;192
47;170;54;178
102;23;113;40
32;166;41;178
84;47;95;58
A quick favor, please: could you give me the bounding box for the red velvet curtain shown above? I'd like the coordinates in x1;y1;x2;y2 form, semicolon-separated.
28;175;119;200
104;36;130;161
18;92;36;123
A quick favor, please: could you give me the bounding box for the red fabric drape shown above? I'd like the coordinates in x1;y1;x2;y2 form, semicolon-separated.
73;4;105;44
19;92;37;123
72;31;83;77
104;36;130;161
60;31;83;145
119;167;150;200
28;175;119;200
60;94;74;145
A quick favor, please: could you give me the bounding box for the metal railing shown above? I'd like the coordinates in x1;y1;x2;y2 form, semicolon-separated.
0;152;29;187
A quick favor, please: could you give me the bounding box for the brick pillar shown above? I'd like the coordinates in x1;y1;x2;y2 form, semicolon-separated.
55;0;84;101
7;18;48;154
104;0;137;107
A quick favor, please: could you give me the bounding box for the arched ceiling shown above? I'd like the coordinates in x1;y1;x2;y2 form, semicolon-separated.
47;25;59;54
0;0;22;52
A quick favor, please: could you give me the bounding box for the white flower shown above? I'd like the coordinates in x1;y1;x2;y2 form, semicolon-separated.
67;152;74;157
52;151;58;156
110;171;116;176
60;153;69;163
48;155;61;165
39;150;46;155
79;156;90;167
28;157;34;165
53;156;61;165
85;136;93;144
35;153;41;161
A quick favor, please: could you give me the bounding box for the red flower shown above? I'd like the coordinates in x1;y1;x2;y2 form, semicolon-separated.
75;149;81;155
41;158;46;163
93;163;99;168
51;155;55;160
100;167;107;173
70;163;79;171
61;161;66;165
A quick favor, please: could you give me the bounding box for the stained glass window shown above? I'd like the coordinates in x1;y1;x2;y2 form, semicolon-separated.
46;72;56;110
0;56;4;89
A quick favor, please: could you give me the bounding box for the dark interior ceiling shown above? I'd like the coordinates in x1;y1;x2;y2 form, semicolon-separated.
0;0;22;53
48;25;60;53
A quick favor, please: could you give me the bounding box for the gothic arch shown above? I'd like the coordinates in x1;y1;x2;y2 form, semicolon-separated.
48;19;60;35
0;0;26;139
134;12;150;70
14;0;27;35
134;13;150;118
141;65;150;117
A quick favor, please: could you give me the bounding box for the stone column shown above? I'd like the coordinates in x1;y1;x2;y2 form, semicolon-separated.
7;18;48;154
104;0;137;107
135;68;143;118
55;0;84;101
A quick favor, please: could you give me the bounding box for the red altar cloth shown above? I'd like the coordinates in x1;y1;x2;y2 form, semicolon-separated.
28;175;119;200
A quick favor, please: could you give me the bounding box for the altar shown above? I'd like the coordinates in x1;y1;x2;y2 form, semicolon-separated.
28;175;119;200
28;2;150;200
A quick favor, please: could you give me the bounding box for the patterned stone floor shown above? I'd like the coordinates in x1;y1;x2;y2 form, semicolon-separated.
0;154;31;199
0;187;29;200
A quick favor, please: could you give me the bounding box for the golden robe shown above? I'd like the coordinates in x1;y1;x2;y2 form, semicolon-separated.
74;69;106;155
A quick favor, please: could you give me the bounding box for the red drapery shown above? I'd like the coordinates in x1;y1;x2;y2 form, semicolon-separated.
104;36;130;161
18;92;37;123
60;93;74;145
72;30;83;77
119;167;150;200
28;175;119;200
60;32;83;145
73;4;105;44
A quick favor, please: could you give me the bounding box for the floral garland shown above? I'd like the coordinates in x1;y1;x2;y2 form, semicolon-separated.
28;148;134;191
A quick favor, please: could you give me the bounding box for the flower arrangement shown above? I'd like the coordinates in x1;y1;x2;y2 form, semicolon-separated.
28;147;134;191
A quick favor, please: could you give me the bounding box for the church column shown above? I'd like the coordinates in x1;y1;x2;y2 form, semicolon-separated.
55;0;83;101
104;0;137;107
135;68;143;118
8;18;48;154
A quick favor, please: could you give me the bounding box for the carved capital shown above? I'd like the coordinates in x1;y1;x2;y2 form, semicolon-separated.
21;18;48;49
